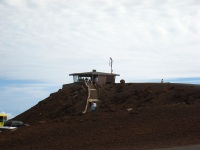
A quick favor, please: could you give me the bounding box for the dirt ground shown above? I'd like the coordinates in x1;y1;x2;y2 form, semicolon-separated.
0;83;200;150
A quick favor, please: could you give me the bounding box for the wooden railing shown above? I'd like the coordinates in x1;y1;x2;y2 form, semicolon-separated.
82;81;99;114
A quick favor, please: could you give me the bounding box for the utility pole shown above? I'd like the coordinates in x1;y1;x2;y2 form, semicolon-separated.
109;57;113;74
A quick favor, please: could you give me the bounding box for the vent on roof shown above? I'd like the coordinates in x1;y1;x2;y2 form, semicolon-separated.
93;69;96;72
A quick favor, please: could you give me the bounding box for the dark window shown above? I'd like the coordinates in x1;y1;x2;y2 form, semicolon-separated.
0;116;3;122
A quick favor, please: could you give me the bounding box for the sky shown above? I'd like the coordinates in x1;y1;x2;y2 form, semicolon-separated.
0;0;200;119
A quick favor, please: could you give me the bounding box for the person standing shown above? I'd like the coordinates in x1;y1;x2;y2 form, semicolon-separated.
91;102;97;112
95;76;98;83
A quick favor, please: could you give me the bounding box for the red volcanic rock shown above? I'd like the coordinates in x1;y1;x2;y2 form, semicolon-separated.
0;83;200;150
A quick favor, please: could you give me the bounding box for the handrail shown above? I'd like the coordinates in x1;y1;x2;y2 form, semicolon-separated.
82;81;99;114
82;81;90;114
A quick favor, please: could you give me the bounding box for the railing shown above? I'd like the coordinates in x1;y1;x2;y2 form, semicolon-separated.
82;81;91;114
82;80;100;114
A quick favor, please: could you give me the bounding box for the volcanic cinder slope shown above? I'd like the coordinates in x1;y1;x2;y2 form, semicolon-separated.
0;83;200;150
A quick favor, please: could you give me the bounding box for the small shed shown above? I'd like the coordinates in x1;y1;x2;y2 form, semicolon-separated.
69;70;120;85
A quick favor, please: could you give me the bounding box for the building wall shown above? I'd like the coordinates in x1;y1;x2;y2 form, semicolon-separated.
106;75;115;84
98;75;106;85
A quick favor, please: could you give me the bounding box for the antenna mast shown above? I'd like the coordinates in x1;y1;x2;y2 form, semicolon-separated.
109;57;113;74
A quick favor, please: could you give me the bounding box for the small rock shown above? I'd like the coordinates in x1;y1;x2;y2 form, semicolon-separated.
127;108;132;111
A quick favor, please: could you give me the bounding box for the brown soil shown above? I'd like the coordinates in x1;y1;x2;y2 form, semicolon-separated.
0;83;200;150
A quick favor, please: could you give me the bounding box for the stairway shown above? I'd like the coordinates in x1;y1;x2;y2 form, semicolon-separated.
82;82;99;113
88;84;98;102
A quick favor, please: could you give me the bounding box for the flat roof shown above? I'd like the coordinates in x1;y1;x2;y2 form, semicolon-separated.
69;71;120;76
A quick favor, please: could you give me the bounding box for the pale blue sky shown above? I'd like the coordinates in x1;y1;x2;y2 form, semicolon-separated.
0;0;200;118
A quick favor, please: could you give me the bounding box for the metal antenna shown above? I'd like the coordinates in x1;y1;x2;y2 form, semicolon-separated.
109;57;113;74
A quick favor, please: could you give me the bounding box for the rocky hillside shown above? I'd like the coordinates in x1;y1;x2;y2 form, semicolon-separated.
0;83;200;150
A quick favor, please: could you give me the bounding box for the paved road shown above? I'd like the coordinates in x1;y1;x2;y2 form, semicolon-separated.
154;144;200;150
